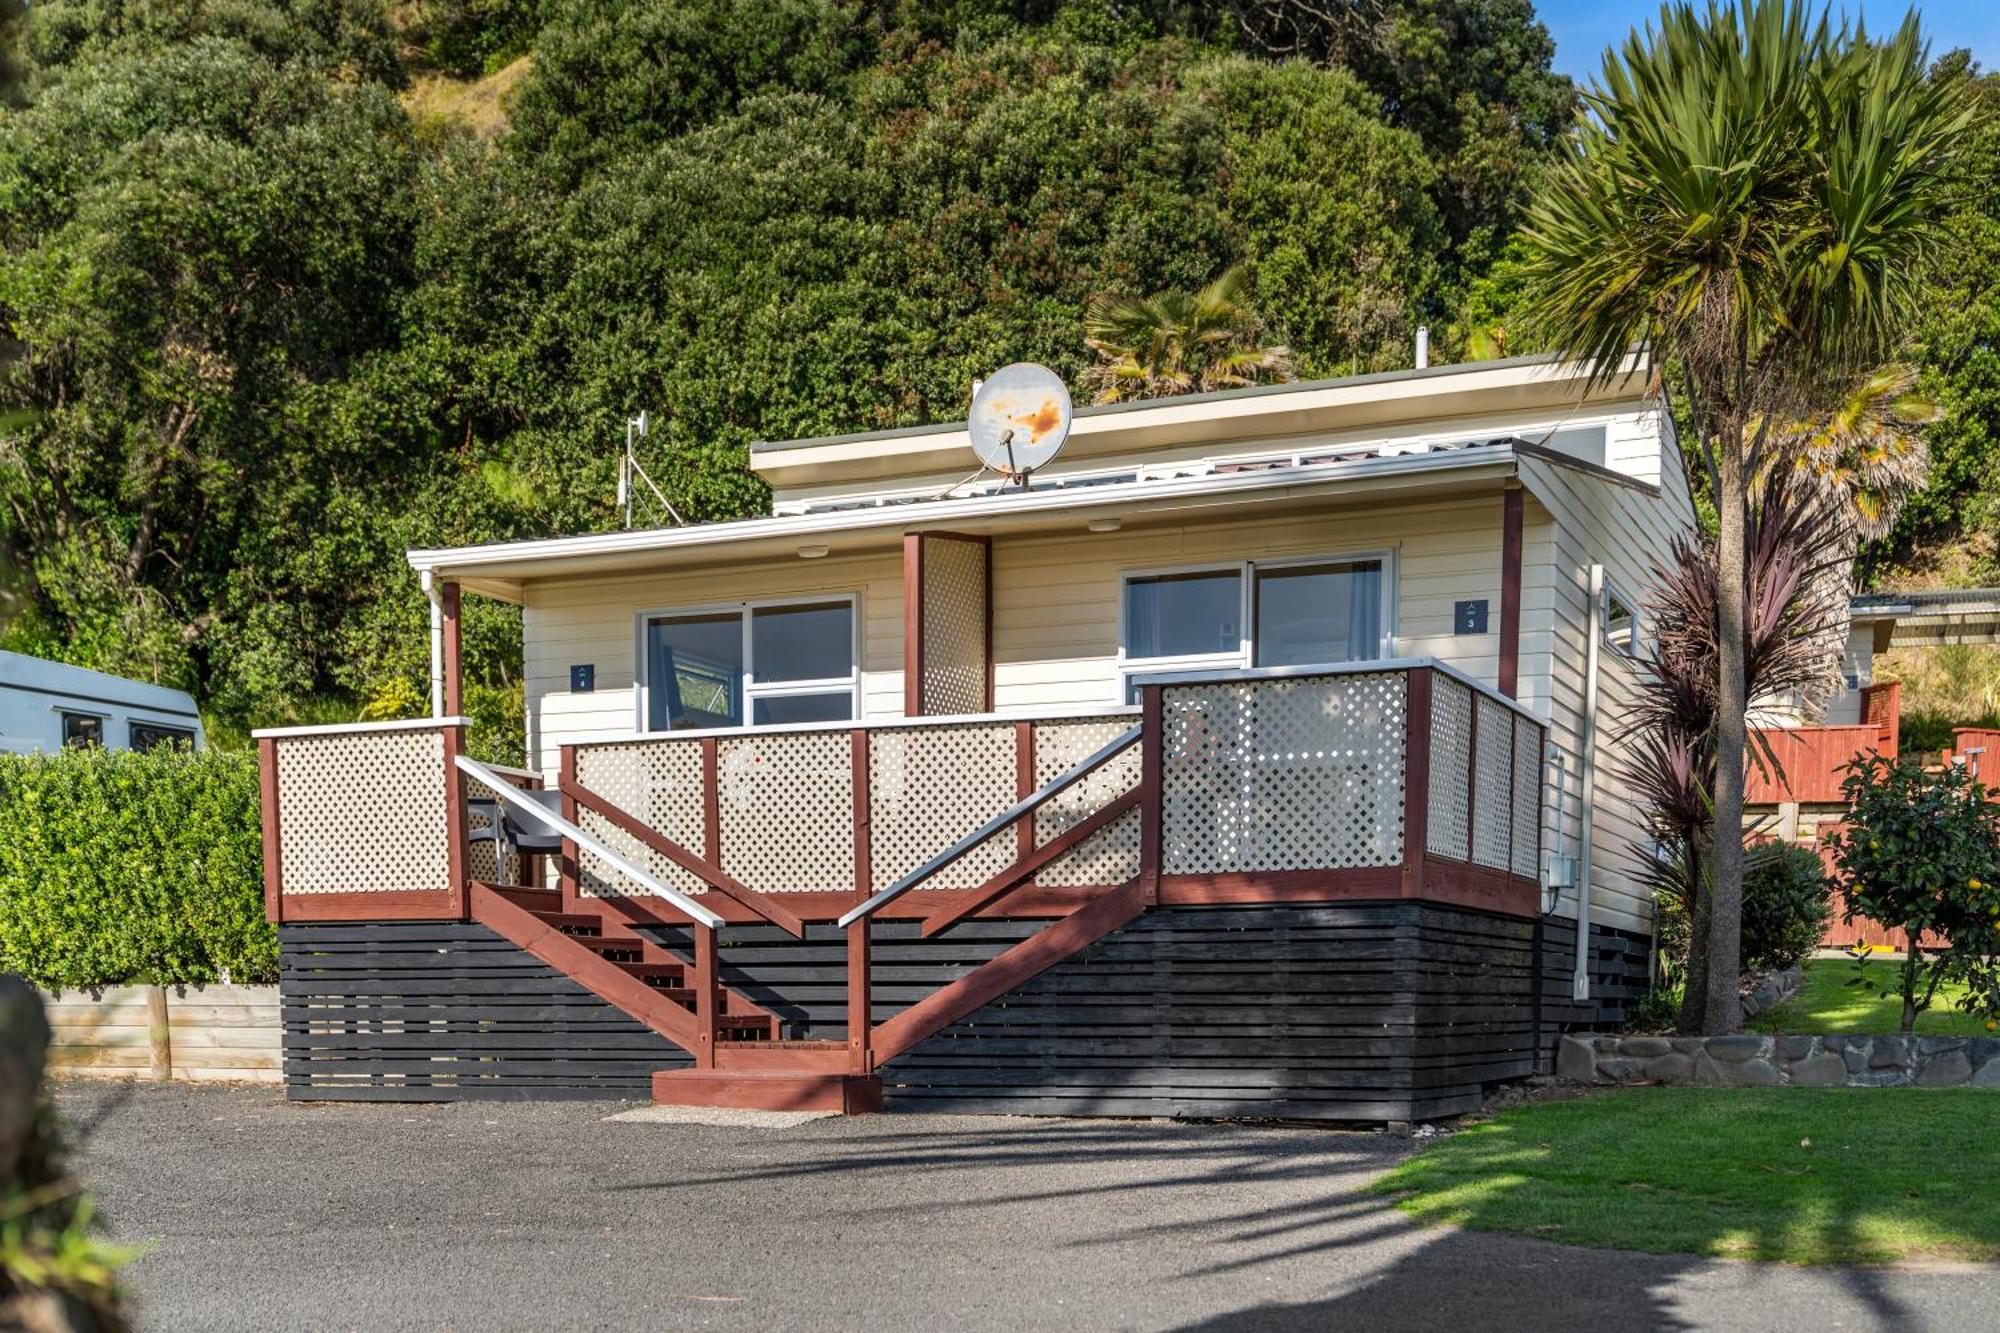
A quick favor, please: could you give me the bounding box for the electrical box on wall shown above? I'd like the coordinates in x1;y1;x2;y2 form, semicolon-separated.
570;664;595;693
1454;599;1489;635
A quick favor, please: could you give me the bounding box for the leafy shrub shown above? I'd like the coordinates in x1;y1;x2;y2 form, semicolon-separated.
1739;842;1833;972
1649;840;1829;981
0;748;274;990
1830;754;2000;1032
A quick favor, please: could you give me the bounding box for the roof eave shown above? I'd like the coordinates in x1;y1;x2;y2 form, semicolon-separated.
408;445;1522;593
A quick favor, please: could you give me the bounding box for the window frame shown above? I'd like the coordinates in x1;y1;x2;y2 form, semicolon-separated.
633;593;862;733
1116;550;1398;699
127;719;198;752
1600;579;1644;660
58;710;107;750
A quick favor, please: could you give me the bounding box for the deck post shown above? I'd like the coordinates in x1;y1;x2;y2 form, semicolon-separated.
440;580;464;718
902;534;924;716
1401;668;1432;900
1499;486;1522;699
848;727;873;1072
694;923;720;1068
558;745;580;910
1137;683;1164;904
1015;721;1035;859
442;722;470;920
258;737;283;924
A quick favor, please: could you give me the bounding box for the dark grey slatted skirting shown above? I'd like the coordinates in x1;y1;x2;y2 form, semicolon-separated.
1533;916;1654;1071
881;903;1553;1123
279;923;690;1101
639;919;1047;1043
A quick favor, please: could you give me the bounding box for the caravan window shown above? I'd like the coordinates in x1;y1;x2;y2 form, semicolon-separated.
60;712;104;749
643;598;858;731
130;721;197;752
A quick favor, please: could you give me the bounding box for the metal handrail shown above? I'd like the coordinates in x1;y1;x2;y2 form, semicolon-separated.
835;724;1142;929
454;754;725;929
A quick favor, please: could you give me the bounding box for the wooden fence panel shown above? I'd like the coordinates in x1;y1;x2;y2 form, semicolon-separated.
41;984;281;1082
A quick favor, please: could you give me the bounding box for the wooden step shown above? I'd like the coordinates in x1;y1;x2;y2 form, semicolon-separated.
717;1014;776;1031
653;1069;881;1114
529;911;606;933
619;962;689;981
714;1039;847;1072
574;937;648;957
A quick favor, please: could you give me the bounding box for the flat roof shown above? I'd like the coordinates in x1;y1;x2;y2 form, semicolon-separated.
749;352;1575;455
409;438;1525;598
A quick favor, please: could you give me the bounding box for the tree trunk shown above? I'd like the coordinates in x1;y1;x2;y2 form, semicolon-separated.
1704;437;1748;1034
1676;840;1711;1034
1901;941;1920;1035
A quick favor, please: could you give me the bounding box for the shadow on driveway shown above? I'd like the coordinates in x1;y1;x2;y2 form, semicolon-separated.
51;1083;1994;1332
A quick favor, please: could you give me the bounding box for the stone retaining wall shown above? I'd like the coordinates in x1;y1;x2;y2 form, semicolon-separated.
1558;1032;2000;1088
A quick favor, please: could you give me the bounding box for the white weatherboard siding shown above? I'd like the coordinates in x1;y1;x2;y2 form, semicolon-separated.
1516;410;1695;936
524;550;904;774
991;495;1506;710
523;492;1514;763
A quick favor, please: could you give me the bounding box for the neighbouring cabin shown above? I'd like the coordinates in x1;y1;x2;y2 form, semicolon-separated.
1744;591;2000;950
260;354;1683;1119
0;651;205;755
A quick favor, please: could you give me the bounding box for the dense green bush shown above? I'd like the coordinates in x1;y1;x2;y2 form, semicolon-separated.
0;748;273;990
1650;839;1833;986
1739;842;1834;972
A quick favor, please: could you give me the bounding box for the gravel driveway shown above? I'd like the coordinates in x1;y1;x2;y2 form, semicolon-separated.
53;1082;1999;1332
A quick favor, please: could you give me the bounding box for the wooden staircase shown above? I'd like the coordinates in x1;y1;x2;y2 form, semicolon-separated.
470;883;883;1110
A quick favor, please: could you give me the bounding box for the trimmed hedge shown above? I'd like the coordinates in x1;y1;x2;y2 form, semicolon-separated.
0;747;274;989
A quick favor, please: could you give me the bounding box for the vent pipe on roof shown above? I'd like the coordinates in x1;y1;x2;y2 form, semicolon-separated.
1414;325;1430;370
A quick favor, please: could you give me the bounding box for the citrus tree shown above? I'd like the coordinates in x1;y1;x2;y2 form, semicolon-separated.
1829;754;2000;1033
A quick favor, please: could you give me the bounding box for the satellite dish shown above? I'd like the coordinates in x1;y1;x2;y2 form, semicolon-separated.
968;363;1073;480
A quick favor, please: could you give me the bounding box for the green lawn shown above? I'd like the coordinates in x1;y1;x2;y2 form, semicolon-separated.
1746;960;1987;1036
1375;1089;2000;1264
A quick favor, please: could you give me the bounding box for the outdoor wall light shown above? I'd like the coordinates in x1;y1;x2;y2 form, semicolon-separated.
798;544;830;559
1087;517;1123;533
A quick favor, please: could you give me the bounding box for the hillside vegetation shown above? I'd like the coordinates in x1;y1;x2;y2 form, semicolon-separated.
0;0;1994;756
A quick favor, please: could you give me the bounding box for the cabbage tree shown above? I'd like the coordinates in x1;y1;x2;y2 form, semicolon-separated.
1519;1;1965;1031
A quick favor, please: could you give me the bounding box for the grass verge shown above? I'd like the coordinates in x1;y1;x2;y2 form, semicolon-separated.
1746;960;1986;1036
1374;1088;2000;1265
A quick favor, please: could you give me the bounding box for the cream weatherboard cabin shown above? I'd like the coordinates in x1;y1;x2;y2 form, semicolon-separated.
258;353;1690;1119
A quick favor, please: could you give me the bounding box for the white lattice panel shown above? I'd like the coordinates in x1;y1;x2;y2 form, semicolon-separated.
573;740;707;897
921;536;989;716
1512;714;1543;880
1426;676;1473;860
1161;672;1406;874
869;723;1015;891
275;729;449;894
1032;718;1142;887
718;730;855;893
1471;694;1515;870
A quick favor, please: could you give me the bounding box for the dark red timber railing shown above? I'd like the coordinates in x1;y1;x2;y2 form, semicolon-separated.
257;661;1548;1102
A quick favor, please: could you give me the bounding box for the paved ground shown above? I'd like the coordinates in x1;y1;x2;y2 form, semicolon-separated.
56;1082;2000;1332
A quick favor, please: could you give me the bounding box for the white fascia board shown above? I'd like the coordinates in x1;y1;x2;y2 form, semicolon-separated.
408;444;1519;586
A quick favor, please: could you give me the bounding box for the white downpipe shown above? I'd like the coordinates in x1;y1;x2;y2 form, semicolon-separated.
422;570;445;719
1574;564;1604;1002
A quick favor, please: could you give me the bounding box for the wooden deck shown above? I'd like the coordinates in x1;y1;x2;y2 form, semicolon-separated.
258;662;1568;1119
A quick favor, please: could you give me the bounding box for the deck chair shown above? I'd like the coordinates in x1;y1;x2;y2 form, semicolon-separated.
466;787;565;887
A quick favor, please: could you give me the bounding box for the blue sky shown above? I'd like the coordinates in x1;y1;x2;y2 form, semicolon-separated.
1538;1;2000;82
